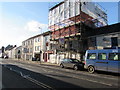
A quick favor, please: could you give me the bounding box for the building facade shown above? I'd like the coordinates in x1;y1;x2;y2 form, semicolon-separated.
33;34;43;61
4;45;17;59
48;0;107;63
87;23;120;50
22;38;34;60
15;46;22;59
0;49;2;58
42;31;54;62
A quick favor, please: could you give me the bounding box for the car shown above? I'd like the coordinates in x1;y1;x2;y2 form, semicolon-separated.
84;49;120;74
60;58;84;70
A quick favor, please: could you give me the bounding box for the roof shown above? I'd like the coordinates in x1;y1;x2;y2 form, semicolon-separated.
87;23;120;37
23;31;51;42
87;48;120;53
43;31;52;36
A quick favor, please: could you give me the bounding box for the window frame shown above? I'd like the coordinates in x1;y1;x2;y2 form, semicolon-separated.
87;53;96;60
98;53;107;60
108;53;119;61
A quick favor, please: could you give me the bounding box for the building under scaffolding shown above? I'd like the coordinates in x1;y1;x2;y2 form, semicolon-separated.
48;0;107;63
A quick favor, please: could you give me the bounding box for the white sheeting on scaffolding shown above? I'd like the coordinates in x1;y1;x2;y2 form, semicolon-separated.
48;0;107;30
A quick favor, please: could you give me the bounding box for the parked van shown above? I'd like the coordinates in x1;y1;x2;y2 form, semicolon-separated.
84;49;120;73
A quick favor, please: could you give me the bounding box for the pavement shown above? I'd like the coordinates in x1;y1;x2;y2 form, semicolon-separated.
12;58;60;67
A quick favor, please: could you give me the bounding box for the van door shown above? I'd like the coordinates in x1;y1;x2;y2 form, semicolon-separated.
108;53;120;73
95;53;108;71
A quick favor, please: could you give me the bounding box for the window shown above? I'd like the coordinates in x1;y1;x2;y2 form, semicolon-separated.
109;53;119;61
37;46;40;51
35;38;37;42
111;37;118;47
38;38;40;42
98;53;107;60
28;41;30;45
30;48;32;53
87;53;96;60
35;46;37;51
83;2;86;5
31;40;33;45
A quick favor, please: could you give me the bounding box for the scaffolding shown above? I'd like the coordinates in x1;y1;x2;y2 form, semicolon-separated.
48;0;107;60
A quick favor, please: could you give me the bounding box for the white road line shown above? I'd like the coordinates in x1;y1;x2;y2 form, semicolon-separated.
55;71;114;87
3;65;55;90
24;76;55;90
13;63;118;87
3;61;118;87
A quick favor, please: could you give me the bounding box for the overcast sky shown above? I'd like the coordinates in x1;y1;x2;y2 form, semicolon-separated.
0;0;119;48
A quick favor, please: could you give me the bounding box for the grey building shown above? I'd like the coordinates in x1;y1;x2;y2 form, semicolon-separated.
87;23;120;50
22;37;34;61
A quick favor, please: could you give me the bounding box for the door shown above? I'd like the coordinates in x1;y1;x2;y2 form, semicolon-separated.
44;53;47;62
63;59;69;67
67;59;74;67
95;53;108;71
108;53;120;73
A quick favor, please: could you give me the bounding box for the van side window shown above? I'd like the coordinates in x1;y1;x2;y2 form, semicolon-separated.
87;53;96;60
98;53;107;60
108;53;118;61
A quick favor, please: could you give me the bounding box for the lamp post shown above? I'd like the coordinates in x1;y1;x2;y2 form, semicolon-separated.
38;27;42;64
38;27;42;34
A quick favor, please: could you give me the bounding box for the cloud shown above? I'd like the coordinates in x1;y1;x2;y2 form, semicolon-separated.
24;20;48;33
0;18;48;47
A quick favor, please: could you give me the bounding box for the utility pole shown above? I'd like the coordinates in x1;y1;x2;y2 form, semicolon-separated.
38;27;42;64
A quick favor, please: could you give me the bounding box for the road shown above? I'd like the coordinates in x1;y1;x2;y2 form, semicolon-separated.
0;58;119;89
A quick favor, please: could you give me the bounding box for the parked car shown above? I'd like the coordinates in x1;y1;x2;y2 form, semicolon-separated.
60;58;84;70
84;49;120;74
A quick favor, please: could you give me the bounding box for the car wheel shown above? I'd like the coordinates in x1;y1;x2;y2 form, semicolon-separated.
73;65;78;70
60;63;64;68
88;66;95;74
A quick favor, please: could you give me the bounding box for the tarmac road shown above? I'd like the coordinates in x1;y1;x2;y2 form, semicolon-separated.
0;58;119;90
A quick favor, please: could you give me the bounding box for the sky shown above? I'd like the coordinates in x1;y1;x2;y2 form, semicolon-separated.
0;1;119;48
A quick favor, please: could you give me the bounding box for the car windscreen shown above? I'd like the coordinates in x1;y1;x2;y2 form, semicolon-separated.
71;59;80;63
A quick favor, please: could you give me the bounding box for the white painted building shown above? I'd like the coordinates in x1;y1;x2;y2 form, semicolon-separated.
33;34;43;61
22;38;34;61
5;46;17;59
0;49;2;57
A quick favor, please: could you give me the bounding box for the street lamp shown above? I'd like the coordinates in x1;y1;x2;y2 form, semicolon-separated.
38;27;42;34
38;27;42;64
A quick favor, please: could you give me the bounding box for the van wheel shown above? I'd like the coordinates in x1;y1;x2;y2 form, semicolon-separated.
88;66;95;74
73;65;78;70
60;63;64;68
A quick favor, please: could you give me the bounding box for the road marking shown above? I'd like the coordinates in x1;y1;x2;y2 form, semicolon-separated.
13;63;118;87
2;61;118;87
24;76;55;90
73;76;113;86
55;71;114;87
3;65;55;90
